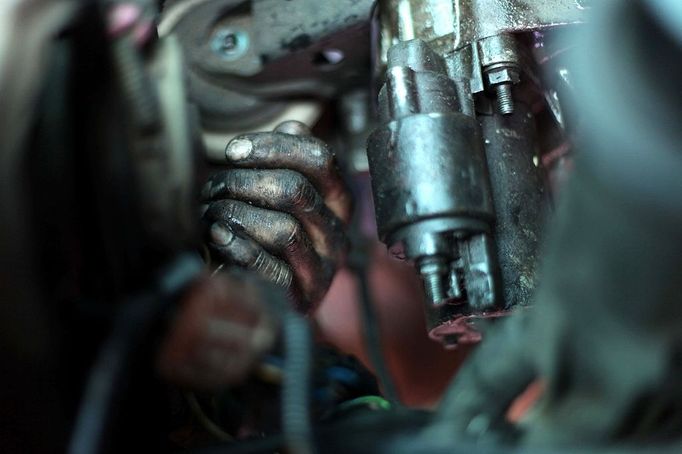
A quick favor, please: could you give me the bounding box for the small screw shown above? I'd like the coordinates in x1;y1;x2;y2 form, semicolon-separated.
219;33;238;52
211;28;249;61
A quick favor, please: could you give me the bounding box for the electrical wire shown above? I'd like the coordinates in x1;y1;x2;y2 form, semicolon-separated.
346;176;401;407
353;255;401;406
282;310;315;454
335;395;392;413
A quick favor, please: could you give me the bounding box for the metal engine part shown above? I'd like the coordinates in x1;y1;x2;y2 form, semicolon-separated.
368;38;499;342
159;0;374;133
368;0;576;344
479;104;547;311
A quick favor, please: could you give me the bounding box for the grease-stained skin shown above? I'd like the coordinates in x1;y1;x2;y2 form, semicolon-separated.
202;121;351;313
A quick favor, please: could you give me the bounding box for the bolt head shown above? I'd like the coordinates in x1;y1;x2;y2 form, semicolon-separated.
486;67;520;86
220;33;238;51
210;28;249;61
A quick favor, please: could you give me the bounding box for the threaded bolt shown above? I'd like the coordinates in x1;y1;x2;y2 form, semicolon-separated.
419;257;447;305
423;271;445;305
485;64;519;116
495;83;515;115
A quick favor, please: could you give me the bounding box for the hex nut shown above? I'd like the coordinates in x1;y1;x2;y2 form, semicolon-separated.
486;67;520;86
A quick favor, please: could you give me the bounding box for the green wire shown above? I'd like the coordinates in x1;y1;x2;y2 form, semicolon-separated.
336;396;392;413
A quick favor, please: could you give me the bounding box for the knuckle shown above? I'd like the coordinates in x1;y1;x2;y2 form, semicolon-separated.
256;170;288;202
311;139;334;172
223;200;245;222
274;215;302;250
296;136;333;172
202;170;244;201
284;172;316;210
210;200;249;231
226;169;249;191
275;266;294;288
285;225;302;251
251;250;271;273
252;252;293;288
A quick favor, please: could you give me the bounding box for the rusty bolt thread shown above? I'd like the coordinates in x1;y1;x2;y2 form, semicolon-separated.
419;257;448;305
424;271;446;305
496;83;515;115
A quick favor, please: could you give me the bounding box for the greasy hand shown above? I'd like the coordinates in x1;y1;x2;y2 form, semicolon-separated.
201;121;351;313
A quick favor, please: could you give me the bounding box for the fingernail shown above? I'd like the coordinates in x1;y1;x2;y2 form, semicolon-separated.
225;138;252;161
210;222;234;246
